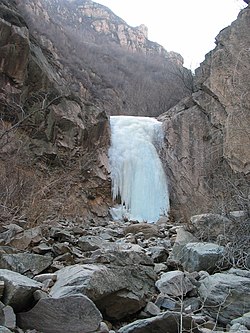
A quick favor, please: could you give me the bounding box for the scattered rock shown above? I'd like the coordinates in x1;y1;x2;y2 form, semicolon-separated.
180;242;228;273
124;223;159;239
168;227;198;263
50;263;156;320
118;311;197;333
0;303;16;330
229;323;250;332
17;295;102;333
8;227;43;251
78;236;110;252
199;269;250;325
231;312;250;329
146;246;169;263
189;214;232;241
140;301;161;318
155;294;179;311
0;253;53;276
155;270;194;297
0;269;42;312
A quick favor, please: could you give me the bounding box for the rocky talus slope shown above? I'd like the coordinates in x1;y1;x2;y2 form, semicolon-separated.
0;213;249;332
160;3;250;220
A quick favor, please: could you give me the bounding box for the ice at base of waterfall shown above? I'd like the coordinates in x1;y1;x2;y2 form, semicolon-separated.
109;116;169;223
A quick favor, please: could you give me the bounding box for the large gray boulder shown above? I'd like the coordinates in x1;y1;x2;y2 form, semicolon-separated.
189;214;233;241
155;270;194;297
181;242;227;273
17;295;102;333
0;269;42;312
50;264;156;320
0;253;52;275
168;227;198;263
118;311;196;333
199;269;250;324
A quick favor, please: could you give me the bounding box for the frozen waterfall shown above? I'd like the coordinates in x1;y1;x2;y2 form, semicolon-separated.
108;116;169;223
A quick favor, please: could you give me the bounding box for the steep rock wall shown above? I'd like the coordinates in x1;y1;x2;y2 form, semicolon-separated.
0;1;112;224
160;4;250;220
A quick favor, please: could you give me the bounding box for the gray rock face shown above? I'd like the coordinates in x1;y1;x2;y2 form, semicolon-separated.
159;4;250;220
50;264;156;320
181;242;227;273
0;10;30;84
17;295;102;333
155;270;194;297
199;269;250;325
0;269;42;312
118;311;196;333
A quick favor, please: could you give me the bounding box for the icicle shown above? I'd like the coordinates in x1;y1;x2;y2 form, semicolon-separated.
108;115;169;223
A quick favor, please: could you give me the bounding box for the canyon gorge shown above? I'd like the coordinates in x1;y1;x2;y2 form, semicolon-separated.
0;0;249;332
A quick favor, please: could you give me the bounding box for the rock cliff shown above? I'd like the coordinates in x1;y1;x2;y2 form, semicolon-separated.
0;0;112;224
16;0;168;55
160;4;250;220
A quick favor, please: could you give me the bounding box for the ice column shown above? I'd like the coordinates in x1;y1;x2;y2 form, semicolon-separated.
108;115;169;223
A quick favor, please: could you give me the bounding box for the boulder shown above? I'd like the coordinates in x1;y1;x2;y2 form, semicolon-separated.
8;227;42;251
118;311;196;333
124;224;160;239
229;323;250;332
0;269;42;312
17;295;102;333
231;312;250;329
155;270;194;297
78;236;110;252
86;248;153;267
189;214;233;241
141;302;161;317
155;294;179;311
180;242;228;273
0;253;53;275
168;227;198;262
198;269;250;324
50;264;156;320
0;303;16;330
146;246;169;263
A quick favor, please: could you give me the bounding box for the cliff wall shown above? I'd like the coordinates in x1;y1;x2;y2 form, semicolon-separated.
159;4;250;220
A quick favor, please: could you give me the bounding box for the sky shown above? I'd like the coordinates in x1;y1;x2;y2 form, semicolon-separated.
94;0;247;69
